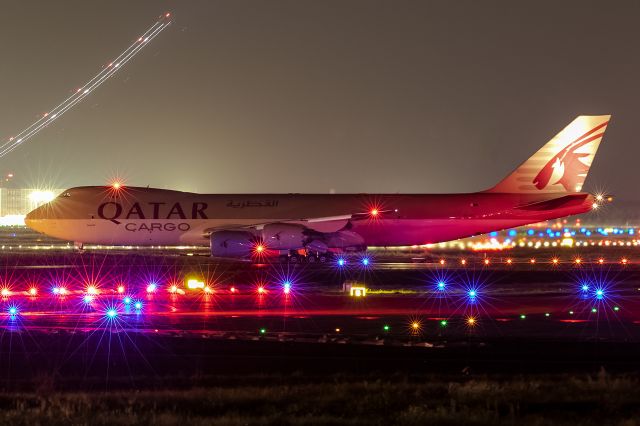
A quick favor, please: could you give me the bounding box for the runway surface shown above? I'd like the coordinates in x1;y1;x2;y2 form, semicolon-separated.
0;247;634;387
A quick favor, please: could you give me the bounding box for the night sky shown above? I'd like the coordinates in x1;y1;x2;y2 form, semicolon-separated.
0;1;636;199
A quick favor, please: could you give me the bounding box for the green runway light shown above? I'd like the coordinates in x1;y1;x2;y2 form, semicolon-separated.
520;314;526;320
383;325;390;331
259;328;266;334
569;311;574;315
614;306;620;312
591;308;597;313
440;320;448;327
545;313;550;317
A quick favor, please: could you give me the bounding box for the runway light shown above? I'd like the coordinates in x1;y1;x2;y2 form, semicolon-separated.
204;286;213;294
483;258;490;265
134;301;142;310
621;258;629;265
569;310;574;315
520;314;526;320
467;317;476;326
146;283;157;293
460;259;467;266
187;278;205;289
437;281;446;291
230;286;237;293
506;258;513;265
169;285;179;294
598;258;605;265
28;287;37;296
283;281;291;294
574;258;582;265
595;289;604;300
254;244;265;254
440;320;448;327
86;285;98;295
106;308;117;318
614;306;620;311
83;295;94;304
468;289;477;299
335;328;341;333
112;181;122;190
581;284;589;292
370;208;379;217
530;258;536;264
123;296;132;304
591;307;597;313
1;288;10;297
411;321;421;331
58;287;68;296
257;286;266;295
545;313;550;317
8;307;17;316
337;257;346;267
259;328;266;334
551;258;559;265
439;259;445;265
117;285;125;293
383;324;390;332
361;257;370;266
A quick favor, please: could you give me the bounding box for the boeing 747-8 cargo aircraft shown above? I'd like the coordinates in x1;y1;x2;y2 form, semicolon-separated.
26;115;610;260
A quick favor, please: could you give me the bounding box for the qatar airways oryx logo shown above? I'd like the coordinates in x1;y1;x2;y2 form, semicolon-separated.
532;121;608;192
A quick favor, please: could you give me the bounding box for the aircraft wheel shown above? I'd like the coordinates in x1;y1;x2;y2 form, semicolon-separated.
308;255;317;263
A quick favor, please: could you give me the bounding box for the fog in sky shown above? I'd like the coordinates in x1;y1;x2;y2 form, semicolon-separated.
0;1;636;199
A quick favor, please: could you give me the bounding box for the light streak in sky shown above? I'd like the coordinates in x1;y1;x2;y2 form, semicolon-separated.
0;12;172;158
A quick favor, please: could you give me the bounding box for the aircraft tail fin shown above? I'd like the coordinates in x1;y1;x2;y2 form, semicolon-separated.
486;115;610;194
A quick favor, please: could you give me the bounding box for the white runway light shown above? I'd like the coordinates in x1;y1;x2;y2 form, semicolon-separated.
0;13;172;158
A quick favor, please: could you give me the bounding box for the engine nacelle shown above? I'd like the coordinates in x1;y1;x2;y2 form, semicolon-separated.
261;223;306;250
326;230;366;249
210;230;255;257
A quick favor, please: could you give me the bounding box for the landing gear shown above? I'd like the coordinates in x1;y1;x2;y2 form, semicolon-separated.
277;250;335;264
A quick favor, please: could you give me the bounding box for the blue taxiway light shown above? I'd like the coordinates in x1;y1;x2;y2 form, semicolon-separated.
361;258;370;266
437;281;446;290
106;309;117;318
123;297;132;304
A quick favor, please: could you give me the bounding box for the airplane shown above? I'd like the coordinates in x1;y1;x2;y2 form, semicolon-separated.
25;115;610;261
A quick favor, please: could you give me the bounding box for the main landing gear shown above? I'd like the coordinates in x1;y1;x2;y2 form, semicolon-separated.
278;251;335;264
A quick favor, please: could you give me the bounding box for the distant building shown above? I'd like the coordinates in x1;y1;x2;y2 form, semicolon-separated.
0;188;65;224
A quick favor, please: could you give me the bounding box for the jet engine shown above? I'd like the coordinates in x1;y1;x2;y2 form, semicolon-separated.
210;230;255;257
261;223;307;250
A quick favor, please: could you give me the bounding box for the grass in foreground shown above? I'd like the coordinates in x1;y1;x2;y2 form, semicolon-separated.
0;371;639;425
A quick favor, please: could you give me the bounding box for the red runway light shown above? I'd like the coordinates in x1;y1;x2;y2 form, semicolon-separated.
28;287;37;296
255;244;265;254
117;285;125;293
370;208;379;217
230;286;237;293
